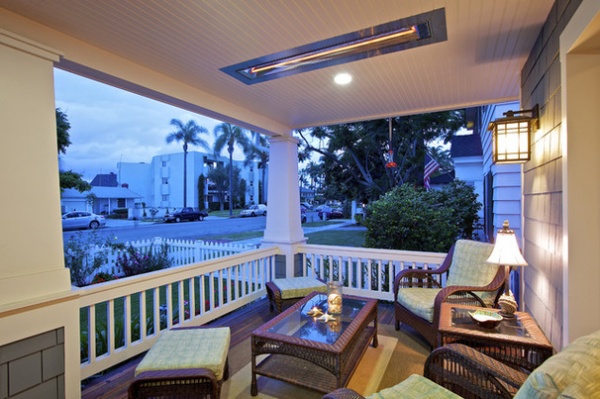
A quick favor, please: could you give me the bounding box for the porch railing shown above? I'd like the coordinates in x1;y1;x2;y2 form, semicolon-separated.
76;246;279;379
94;238;256;277
76;243;447;380
296;244;447;300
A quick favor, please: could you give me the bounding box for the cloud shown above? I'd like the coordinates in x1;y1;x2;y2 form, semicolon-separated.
55;69;230;181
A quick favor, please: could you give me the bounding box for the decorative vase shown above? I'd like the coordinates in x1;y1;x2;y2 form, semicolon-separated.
327;281;343;314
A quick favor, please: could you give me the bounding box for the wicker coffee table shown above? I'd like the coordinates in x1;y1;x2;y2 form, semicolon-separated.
251;291;378;395
438;304;553;371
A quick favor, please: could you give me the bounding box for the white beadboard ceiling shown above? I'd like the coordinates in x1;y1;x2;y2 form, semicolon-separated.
2;0;554;131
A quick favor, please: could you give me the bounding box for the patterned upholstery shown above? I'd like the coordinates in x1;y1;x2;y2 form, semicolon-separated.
366;374;461;399
135;327;230;380
272;276;327;299
515;330;600;399
395;289;441;323
445;240;497;305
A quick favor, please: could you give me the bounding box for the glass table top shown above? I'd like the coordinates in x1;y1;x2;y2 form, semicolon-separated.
267;293;367;345
451;307;532;338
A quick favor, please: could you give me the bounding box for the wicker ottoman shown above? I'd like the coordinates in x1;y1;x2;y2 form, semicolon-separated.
266;276;327;313
129;327;230;399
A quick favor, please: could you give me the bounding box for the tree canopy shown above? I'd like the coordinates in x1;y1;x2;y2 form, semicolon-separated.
207;164;242;211
56;108;91;193
297;110;465;203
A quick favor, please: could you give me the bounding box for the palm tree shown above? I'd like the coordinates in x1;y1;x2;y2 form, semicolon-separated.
213;123;250;216
244;131;269;204
166;119;209;207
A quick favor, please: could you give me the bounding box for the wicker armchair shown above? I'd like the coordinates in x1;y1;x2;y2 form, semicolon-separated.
424;343;527;398
324;330;600;399
393;240;506;347
427;330;600;398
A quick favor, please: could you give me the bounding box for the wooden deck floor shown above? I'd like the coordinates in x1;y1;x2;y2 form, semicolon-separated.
81;298;399;399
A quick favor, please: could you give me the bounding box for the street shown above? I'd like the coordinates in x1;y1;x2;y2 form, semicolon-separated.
62;215;269;244
61;211;326;244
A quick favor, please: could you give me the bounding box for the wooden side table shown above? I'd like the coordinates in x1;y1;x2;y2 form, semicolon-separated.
438;304;553;372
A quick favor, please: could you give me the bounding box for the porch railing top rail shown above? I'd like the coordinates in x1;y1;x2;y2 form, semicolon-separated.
296;243;447;264
75;246;281;306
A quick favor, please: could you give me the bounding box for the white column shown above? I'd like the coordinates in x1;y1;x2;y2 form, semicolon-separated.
0;29;80;397
261;134;306;277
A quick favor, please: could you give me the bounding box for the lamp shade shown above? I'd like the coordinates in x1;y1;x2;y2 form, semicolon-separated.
486;222;528;266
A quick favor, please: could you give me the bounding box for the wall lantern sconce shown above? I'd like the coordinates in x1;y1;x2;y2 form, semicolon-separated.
488;104;539;164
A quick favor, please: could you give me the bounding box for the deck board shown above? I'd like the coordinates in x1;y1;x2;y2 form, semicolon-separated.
81;297;398;399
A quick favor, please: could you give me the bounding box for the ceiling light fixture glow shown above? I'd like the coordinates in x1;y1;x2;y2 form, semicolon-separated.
249;27;418;77
221;8;447;85
334;73;352;85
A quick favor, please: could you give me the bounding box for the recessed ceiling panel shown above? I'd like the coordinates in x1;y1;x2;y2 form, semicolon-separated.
222;8;446;85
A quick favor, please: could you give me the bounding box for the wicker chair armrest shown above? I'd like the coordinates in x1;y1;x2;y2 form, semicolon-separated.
425;343;528;398
321;387;365;399
432;266;506;321
393;246;455;300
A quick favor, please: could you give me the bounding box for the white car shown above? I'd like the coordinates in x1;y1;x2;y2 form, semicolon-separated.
240;204;267;217
62;211;107;230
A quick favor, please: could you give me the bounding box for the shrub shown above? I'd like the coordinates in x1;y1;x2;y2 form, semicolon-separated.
111;208;129;219
354;213;364;225
91;271;118;285
116;243;171;277
364;181;481;253
64;231;116;287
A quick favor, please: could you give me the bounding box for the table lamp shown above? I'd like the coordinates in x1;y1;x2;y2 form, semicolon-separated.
486;221;528;318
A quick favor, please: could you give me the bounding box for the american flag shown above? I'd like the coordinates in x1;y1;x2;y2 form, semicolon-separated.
424;154;440;190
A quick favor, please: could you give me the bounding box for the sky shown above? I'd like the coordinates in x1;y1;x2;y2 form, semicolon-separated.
54;69;236;182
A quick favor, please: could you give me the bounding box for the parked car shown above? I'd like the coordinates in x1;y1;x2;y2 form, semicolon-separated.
163;207;208;223
314;204;327;213
240;204;267;217
318;206;344;220
62;211;106;230
300;202;313;211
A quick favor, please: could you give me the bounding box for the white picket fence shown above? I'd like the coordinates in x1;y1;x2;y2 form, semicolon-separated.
89;238;256;282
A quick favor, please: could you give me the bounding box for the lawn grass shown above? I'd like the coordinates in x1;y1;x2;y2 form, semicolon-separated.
208;209;242;217
199;220;346;242
305;228;366;247
200;223;366;247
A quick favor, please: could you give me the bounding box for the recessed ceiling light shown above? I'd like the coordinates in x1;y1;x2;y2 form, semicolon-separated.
334;73;352;85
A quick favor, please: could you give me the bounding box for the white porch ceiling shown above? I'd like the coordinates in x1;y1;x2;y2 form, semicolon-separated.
1;0;554;132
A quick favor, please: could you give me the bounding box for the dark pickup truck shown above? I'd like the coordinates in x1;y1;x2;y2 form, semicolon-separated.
163;207;208;223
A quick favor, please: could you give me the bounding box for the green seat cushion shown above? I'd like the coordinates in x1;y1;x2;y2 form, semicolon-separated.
446;240;497;305
367;374;462;399
515;330;600;399
396;288;442;323
272;276;327;299
135;327;230;380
